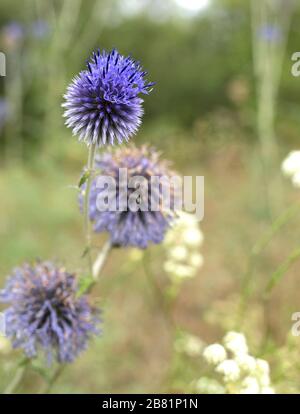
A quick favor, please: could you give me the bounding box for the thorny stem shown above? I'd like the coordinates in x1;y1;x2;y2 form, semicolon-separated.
84;143;97;274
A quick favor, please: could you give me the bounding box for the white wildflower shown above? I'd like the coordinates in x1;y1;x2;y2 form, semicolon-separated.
239;377;260;394
236;354;257;373
164;211;204;283
281;151;300;188
281;151;300;177
216;359;241;382
163;261;177;274
256;359;270;375
189;253;204;268
169;246;188;261
203;343;227;365
223;331;248;356
195;377;226;394
173;264;196;278
261;386;275;394
292;170;300;187
202;331;275;394
182;228;203;247
175;333;203;357
184;335;203;357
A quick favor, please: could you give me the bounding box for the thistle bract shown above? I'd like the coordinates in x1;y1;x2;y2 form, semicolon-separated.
0;262;100;364
63;49;154;147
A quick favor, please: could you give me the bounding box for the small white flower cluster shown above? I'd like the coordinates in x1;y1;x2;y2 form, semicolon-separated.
281;151;300;187
174;332;204;358
164;212;204;282
200;331;275;394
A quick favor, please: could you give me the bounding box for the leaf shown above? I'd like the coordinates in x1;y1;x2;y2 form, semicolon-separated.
77;275;94;297
18;357;30;367
78;171;90;188
81;246;90;258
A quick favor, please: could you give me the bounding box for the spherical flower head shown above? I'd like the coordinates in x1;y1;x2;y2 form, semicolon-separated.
80;145;177;249
223;331;248;356
0;262;100;364
216;359;241;382
63;48;154;147
203;343;227;365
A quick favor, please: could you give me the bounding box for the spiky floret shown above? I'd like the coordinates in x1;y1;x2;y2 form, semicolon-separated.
80;145;177;248
63;49;154;146
0;261;100;364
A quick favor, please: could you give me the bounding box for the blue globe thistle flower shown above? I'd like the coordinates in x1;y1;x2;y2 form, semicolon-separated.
80;145;177;249
31;20;50;39
258;25;282;43
0;262;100;364
2;22;24;49
63;48;154;147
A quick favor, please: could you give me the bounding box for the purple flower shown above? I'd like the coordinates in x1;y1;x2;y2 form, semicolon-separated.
0;262;100;364
80;145;176;249
2;22;24;48
63;48;154;147
258;25;282;42
31;20;50;39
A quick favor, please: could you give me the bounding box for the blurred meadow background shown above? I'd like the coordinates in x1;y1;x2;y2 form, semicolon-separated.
1;0;300;393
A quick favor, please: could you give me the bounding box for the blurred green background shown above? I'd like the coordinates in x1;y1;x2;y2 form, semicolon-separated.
0;0;300;393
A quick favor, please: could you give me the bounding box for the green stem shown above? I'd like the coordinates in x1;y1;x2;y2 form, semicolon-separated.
237;202;300;325
38;242;113;392
143;253;175;331
40;365;65;394
84;144;97;273
3;359;29;394
265;246;300;297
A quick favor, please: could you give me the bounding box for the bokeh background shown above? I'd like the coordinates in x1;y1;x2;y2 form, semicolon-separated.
0;0;300;393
